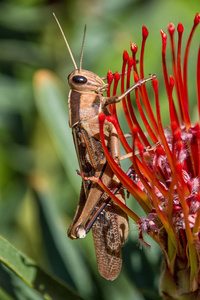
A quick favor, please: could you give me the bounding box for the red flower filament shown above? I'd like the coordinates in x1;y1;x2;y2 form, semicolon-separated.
98;13;200;291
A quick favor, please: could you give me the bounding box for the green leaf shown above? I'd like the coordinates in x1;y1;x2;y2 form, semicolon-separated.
0;235;85;300
31;186;94;297
0;262;45;300
0;284;13;300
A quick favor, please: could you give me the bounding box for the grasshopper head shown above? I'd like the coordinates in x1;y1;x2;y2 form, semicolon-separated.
68;69;106;93
53;16;106;93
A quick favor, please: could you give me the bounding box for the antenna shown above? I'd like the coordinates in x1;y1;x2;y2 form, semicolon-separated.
53;13;78;69
79;24;87;71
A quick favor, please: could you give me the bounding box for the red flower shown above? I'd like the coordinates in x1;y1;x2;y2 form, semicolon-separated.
98;13;200;298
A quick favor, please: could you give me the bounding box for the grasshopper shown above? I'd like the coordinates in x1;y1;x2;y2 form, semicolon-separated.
54;14;155;280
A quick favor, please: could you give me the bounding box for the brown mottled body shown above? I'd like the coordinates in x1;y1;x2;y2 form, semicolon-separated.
53;14;155;280
67;70;129;280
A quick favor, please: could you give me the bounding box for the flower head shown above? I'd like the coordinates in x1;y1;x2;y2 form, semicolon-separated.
99;13;200;298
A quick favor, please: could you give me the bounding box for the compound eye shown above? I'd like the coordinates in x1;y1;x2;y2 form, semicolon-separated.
67;73;71;81
72;75;87;84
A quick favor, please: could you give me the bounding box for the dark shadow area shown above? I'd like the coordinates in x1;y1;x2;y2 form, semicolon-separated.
122;239;162;300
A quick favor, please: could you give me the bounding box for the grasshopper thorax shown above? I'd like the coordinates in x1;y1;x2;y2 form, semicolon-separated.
68;69;106;93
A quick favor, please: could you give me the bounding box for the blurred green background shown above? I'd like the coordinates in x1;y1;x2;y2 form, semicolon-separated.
0;0;199;299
